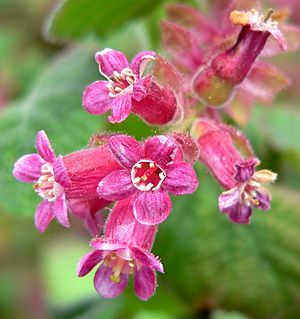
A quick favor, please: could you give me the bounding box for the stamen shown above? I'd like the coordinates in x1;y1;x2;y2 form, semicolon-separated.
264;9;274;22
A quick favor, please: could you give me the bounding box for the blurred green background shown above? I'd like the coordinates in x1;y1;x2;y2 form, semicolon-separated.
0;0;300;318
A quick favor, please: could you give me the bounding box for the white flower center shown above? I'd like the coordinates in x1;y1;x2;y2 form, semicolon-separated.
107;68;136;97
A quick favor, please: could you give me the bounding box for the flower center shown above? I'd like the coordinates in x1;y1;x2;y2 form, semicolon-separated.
105;252;135;283
240;179;262;208
131;160;166;191
33;163;61;202
107;68;136;97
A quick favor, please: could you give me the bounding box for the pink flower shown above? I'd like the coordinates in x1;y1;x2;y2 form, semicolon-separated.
13;131;70;232
82;49;177;125
192;119;276;223
77;198;163;301
193;8;287;107
97;135;199;225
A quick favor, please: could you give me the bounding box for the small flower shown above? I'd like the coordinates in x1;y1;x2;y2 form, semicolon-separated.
193;8;287;107
97;135;199;225
13;131;70;232
82;48;177;125
77;198;163;301
218;158;277;224
192;118;276;223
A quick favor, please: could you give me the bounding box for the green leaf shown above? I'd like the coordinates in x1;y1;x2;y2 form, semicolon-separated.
246;106;300;155
0;44;105;216
46;0;166;42
155;165;300;318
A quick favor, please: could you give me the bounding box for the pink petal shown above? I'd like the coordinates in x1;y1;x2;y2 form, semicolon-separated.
144;135;178;168
109;135;143;169
91;238;125;252
228;203;252;224
133;191;172;225
97;169;136;201
82;80;112;115
95;49;129;78
164;161;198;195
132;75;152;102
52;193;70;228
268;28;287;52
130;51;156;78
218;188;240;215
234;158;259;183
256;190;271;211
13;154;43;183
132;81;177;125
94;264;128;298
131;247;164;273
34;199;54;233
53;155;71;188
77;250;104;277
36;130;56;163
108;95;132;124
134;266;156;301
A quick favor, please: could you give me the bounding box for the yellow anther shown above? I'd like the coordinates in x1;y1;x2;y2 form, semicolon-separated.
110;274;121;283
230;10;249;26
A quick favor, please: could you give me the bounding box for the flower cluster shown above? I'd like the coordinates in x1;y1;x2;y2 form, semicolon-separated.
12;0;296;300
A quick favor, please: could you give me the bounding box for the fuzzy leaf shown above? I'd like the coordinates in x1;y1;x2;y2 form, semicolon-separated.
46;0;166;41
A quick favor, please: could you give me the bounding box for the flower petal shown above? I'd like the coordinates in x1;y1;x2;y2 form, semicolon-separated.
132;75;152;102
52;193;70;228
218;188;240;214
256;190;271;211
164;161;198;195
82;80;112;115
134;266;156;301
109;135;143;169
132;81;177;125
13;154;43;183
91;238;125;252
130;51;156;78
34;199;54;233
94;264;128;298
95;49;129;78
133;191;172;225
234;158;259;183
228;203;252;224
144;135;178;168
53;155;71;188
108;95;132;124
36;130;56;163
131;247;164;273
77;250;104;277
97;169;136;201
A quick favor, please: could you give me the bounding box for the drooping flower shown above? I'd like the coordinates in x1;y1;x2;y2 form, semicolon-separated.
162;2;291;125
77;198;163;301
192;118;276;223
82;48;177;125
193;8;287;107
97;135;199;225
13;131;70;232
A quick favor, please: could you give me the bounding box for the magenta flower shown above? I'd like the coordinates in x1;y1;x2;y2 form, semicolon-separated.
82;48;177;125
192;118;276;223
77;198;163;301
97;135;199;225
13;131;70;232
218;158;277;224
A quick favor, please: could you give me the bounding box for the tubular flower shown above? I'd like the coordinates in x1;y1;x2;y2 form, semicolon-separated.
13;131;70;232
193;8;287;107
192;118;277;223
97;135;199;225
82;49;177;125
77;198;163;301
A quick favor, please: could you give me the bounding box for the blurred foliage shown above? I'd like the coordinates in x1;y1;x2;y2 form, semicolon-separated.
0;0;300;318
